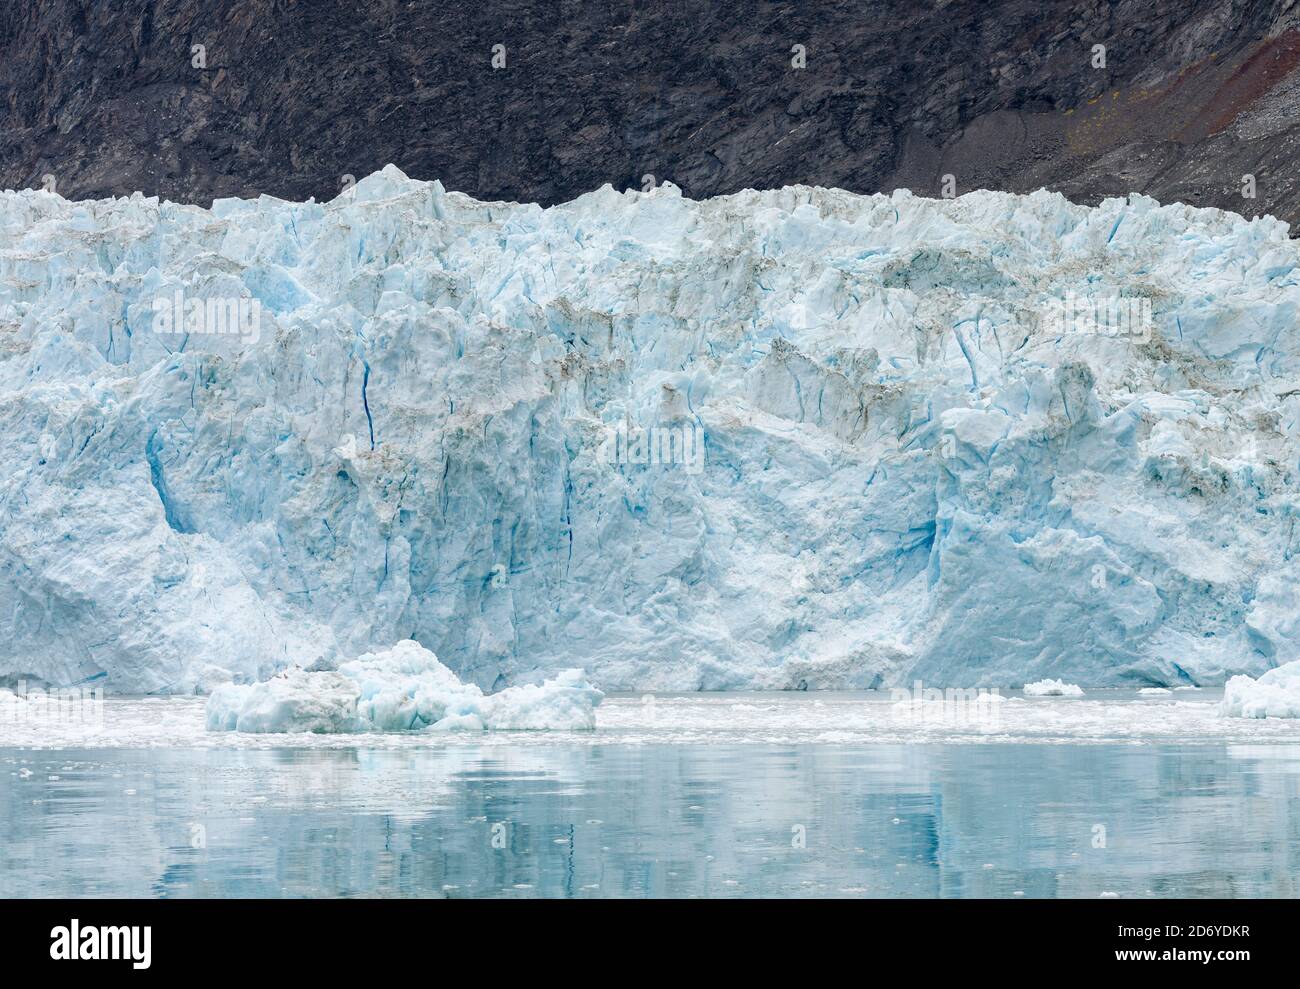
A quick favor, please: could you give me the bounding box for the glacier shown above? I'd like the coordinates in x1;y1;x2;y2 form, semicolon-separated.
3;165;1300;695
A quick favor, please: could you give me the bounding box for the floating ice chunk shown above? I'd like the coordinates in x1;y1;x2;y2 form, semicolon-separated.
1220;661;1300;719
342;639;468;730
1138;687;1172;695
206;669;360;734
206;640;602;733
343;640;602;731
479;669;606;729
1023;679;1085;697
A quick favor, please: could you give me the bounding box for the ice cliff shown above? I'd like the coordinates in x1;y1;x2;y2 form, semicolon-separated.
3;165;1300;694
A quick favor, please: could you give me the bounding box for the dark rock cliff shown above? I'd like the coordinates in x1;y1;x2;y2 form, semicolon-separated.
3;0;1299;222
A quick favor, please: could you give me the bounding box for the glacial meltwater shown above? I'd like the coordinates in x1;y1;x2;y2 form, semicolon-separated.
3;691;1300;898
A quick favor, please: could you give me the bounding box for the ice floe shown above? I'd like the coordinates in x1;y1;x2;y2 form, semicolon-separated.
1024;679;1085;697
1221;660;1300;719
206;640;602;733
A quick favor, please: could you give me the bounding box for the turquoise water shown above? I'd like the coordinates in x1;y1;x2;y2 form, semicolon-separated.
3;742;1298;897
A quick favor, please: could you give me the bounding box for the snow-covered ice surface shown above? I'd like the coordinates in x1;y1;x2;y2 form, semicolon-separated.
7;167;1300;693
205;640;601;732
6;688;1300;749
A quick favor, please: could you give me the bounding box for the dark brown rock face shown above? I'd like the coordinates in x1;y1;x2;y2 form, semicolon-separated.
3;1;1300;224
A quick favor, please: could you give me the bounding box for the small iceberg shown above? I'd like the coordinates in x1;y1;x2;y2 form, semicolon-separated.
1220;661;1300;719
1023;679;1085;697
206;640;603;733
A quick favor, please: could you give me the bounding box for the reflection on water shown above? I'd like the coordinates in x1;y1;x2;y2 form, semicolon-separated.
3;743;1298;897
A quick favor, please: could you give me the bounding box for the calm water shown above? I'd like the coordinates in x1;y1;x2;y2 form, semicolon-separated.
3;743;1298;897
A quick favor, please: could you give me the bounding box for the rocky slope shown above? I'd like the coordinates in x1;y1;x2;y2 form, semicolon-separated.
3;1;1300;224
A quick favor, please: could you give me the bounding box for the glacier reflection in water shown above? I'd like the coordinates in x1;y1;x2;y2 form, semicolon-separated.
2;742;1298;897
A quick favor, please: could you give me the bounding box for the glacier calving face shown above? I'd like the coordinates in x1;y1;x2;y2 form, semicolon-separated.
3;165;1300;693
